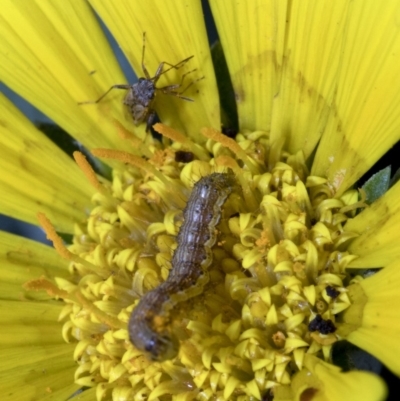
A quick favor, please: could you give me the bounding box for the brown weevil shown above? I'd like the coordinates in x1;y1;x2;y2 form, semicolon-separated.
79;32;203;131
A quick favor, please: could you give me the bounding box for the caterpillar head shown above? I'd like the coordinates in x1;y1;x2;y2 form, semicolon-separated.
129;314;179;361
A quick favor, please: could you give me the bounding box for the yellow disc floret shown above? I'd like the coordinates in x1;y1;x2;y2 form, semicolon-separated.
37;126;365;401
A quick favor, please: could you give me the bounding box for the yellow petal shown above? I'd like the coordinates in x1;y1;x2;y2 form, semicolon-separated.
211;0;360;166
0;231;69;300
69;388;97;401
0;345;78;401
0;344;71;371
312;2;400;194
345;181;400;268
275;354;387;401
0;0;133;149
269;0;349;163
344;260;400;376
210;0;287;132
0;94;91;232
0;300;64;347
90;0;219;136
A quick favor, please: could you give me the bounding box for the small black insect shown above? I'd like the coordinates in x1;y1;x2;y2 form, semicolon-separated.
174;150;195;163
308;314;336;334
79;32;203;131
325;285;340;299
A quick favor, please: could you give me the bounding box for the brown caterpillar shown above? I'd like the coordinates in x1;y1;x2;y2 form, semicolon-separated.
128;172;236;360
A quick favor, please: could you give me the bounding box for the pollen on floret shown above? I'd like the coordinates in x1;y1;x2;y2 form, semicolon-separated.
38;124;364;400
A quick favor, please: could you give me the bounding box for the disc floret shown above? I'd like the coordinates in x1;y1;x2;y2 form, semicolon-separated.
42;127;363;400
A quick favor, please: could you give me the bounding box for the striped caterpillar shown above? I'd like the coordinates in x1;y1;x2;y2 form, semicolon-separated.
128;172;236;360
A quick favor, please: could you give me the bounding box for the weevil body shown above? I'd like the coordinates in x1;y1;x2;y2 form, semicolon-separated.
79;32;203;131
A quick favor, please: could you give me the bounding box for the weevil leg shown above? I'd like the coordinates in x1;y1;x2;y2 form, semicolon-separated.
78;84;131;105
159;69;204;100
178;74;205;95
164;93;194;102
146;110;157;132
141;32;151;80
152;56;195;84
160;55;194;74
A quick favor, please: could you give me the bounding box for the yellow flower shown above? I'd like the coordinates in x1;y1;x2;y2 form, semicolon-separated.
0;1;400;401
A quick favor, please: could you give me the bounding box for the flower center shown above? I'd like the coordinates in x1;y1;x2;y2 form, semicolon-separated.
51;126;364;400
